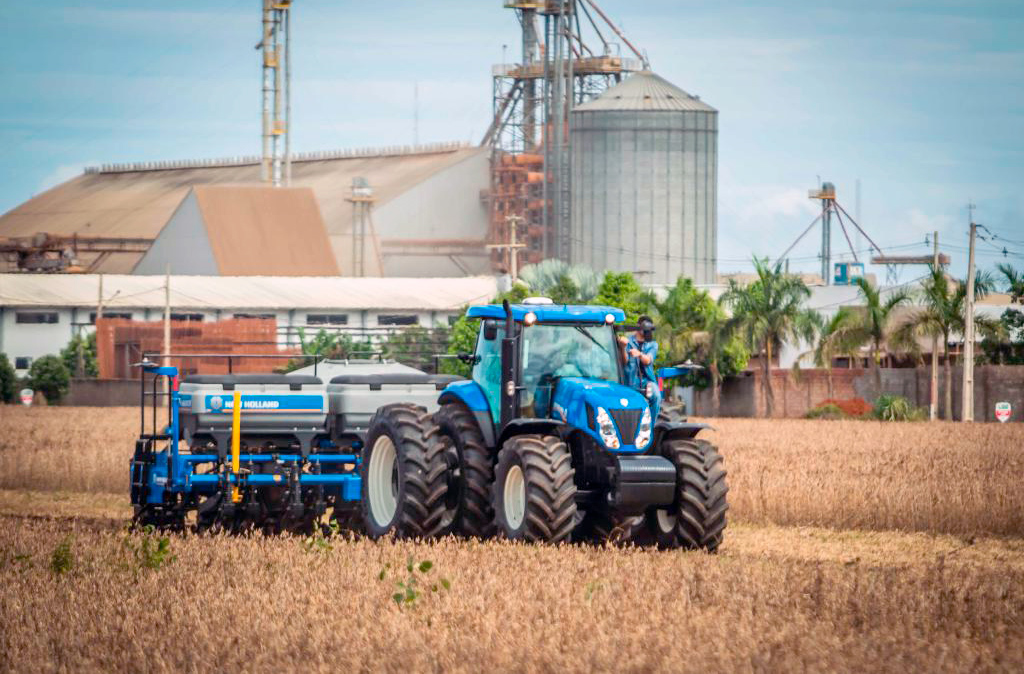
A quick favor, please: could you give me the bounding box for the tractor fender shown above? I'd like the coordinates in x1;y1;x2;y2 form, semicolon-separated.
438;383;496;449
497;419;567;449
655;421;714;443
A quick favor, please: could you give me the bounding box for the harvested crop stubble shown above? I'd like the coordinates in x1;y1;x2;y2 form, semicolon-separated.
0;406;136;494
2;408;1024;535
1;516;1023;673
697;417;1024;536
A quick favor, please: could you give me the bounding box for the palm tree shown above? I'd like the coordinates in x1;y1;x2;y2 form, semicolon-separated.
722;258;817;417
690;303;744;416
638;276;715;365
997;263;1024;303
836;277;914;396
792;307;860;400
910;266;996;420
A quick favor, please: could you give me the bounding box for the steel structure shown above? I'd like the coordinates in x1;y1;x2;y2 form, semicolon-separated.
483;1;645;271
0;234;152;273
777;182;888;286
259;1;291;186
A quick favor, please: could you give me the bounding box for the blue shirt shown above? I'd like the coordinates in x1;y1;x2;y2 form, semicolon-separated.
624;335;658;389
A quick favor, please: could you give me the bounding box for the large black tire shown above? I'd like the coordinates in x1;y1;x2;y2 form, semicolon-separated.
647;437;728;552
492;435;577;544
657;401;686;424
360;403;448;539
432;402;496;538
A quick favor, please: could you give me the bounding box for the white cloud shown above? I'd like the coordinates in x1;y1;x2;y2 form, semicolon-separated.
37;162;94;193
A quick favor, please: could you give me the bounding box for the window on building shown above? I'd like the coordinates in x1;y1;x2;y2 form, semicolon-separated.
378;314;419;326
15;312;58;324
307;314;348;326
90;312;132;324
14;357;31;370
170;313;204;322
233;313;276;320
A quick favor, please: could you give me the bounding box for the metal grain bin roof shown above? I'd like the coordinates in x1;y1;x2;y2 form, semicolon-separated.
574;70;716;113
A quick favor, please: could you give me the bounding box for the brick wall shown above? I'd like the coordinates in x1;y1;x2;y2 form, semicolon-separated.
693;366;1024;422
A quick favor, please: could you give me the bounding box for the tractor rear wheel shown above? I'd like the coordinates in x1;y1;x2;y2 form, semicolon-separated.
492;434;576;544
647;438;728;552
433;401;496;538
361;403;448;539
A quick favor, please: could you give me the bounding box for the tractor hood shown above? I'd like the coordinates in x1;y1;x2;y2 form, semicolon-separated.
549;377;652;452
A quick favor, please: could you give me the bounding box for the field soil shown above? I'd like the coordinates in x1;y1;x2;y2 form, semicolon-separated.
1;407;1023;672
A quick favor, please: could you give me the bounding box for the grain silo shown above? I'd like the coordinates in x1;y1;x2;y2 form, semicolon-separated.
570;70;717;284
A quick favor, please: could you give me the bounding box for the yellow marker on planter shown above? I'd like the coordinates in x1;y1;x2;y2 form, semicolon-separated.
231;389;242;503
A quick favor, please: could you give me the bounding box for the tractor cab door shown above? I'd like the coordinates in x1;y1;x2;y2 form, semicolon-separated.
473;320;504;425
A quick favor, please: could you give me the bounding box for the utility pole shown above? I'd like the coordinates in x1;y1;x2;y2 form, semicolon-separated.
486;215;527;283
96;273;105;322
929;231;939;421
962;205;977;422
164;265;171;374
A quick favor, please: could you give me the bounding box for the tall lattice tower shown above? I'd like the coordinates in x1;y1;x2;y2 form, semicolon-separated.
483;1;646;271
259;1;292;186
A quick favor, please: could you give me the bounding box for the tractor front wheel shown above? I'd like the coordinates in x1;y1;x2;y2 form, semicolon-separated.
647;438;728;552
361;403;448;539
492;434;576;544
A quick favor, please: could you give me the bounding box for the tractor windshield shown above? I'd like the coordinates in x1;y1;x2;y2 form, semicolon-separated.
520;323;620;418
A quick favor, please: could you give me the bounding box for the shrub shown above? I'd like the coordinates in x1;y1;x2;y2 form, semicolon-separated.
806;403;847;420
818;397;872;417
0;353;16;403
28;355;70;404
873;394;926;422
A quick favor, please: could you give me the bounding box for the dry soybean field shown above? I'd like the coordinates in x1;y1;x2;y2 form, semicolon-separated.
2;407;1023;672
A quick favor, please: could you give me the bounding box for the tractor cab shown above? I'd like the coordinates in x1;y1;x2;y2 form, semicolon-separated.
462;298;655;451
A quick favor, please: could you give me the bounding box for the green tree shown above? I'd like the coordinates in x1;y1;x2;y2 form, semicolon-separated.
28;355;70;404
908;266;997;420
60;332;98;378
690;304;749;415
997;263;1024;303
792;307;861;400
382;327;449;372
639;276;717;366
838;277;915;396
547;274;581;304
593;271;646;322
440;311;480;377
0;353;17;404
721;257;817;417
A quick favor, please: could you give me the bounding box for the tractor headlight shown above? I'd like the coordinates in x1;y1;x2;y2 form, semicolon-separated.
645;381;656;399
595;407;620;449
635;407;652;448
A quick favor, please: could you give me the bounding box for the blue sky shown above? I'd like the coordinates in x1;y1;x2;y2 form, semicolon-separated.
1;0;1021;282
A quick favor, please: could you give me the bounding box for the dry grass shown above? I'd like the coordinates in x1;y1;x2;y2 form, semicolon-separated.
2;514;1023;673
2;407;1023;536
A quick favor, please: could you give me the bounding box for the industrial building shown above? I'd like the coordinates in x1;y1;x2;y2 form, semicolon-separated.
0;273;498;375
0;143;491;277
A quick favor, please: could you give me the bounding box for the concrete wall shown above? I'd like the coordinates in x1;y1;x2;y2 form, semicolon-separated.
693;366;1024;422
64;378;139;406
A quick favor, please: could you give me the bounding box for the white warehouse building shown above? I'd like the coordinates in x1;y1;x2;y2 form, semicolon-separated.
0;274;498;375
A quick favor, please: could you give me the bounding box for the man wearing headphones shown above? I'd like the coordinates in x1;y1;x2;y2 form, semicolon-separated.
620;315;661;407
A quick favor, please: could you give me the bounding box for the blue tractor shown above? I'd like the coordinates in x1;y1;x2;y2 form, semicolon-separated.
361;298;729;550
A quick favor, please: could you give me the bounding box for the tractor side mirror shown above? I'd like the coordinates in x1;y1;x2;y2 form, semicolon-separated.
483;321;498;341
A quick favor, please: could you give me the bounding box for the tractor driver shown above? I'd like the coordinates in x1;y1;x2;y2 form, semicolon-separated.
620;315;661;406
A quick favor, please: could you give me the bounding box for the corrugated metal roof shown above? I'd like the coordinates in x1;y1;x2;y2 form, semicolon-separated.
191;186;339;276
574;70;716;113
0;144;484;273
0;274;497;311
